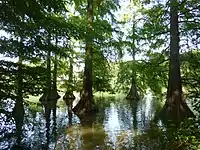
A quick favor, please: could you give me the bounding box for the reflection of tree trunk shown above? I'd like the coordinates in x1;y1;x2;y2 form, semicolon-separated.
53;107;57;142
159;0;194;123
73;0;97;116
68;99;73;125
79;115;106;150
130;101;139;150
45;106;51;150
13;98;24;145
42;100;57;149
131;101;138;130
126;19;139;101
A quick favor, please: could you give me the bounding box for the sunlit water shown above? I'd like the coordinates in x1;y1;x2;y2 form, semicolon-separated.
0;93;162;150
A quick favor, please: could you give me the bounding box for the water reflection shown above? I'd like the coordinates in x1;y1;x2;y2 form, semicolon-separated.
79;115;107;150
12;97;24;146
40;100;58;149
0;93;162;149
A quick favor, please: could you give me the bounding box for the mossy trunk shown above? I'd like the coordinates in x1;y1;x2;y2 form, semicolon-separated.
73;0;98;116
159;0;194;123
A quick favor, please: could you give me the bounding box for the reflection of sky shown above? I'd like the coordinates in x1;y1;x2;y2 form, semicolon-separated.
101;94;158;149
103;102;120;145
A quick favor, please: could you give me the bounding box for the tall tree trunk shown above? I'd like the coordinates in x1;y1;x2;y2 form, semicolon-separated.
17;39;23;102
63;55;75;120
47;35;51;92
159;0;194;123
53;53;57;90
52;36;60;100
126;19;139;100
13;34;24;145
68;56;73;121
73;0;97;115
69;56;73;90
40;34;52;101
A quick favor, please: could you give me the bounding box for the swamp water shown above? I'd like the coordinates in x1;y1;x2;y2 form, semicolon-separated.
0;93;163;150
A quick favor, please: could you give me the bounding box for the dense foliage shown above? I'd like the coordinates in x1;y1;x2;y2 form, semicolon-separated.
0;0;200;149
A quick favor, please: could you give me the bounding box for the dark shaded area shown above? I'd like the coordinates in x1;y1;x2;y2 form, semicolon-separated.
12;98;24;149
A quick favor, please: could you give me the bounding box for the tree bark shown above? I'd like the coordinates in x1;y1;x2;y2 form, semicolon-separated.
14;45;24;143
73;0;98;116
47;34;51;92
53;53;57;90
69;56;73;90
52;36;60;100
12;99;24;145
159;0;194;123
40;34;61;101
126;19;139;101
17;38;23;102
63;55;75;119
13;20;25;146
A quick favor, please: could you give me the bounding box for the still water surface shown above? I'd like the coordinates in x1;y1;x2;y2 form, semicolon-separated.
0;93;162;150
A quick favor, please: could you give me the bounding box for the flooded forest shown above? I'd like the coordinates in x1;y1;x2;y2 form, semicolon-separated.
0;0;200;149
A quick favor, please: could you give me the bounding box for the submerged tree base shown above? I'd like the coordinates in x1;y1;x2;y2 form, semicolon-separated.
63;91;75;106
126;85;139;101
39;89;60;102
63;91;75;101
158;100;194;124
72;95;98;117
